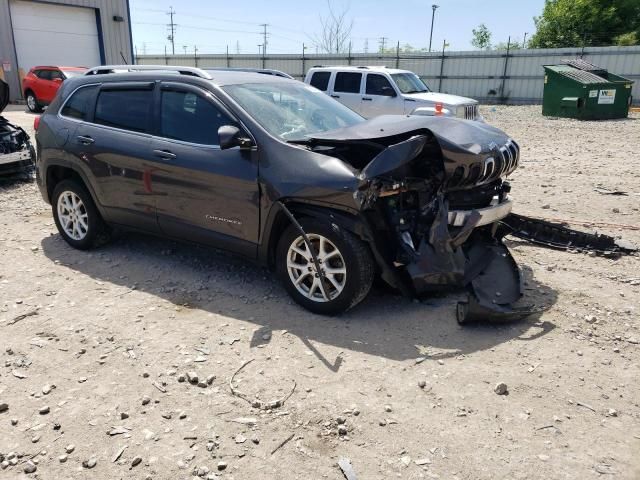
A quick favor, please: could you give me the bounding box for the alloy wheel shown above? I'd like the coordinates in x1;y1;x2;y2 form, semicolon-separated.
57;191;89;241
286;234;347;302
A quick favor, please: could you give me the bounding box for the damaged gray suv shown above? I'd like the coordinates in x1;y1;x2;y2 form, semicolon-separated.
34;66;631;321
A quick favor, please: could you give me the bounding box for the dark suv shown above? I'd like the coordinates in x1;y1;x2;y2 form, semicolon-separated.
35;65;521;318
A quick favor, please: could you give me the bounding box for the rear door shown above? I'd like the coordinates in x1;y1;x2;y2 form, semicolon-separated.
149;82;260;257
331;71;364;114
33;69;53;101
361;73;402;118
69;82;159;231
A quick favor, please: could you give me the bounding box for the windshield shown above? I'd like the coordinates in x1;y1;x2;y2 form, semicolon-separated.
61;70;86;78
221;82;364;141
390;73;430;94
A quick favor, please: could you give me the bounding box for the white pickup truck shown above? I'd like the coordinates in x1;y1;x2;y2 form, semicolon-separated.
304;66;481;121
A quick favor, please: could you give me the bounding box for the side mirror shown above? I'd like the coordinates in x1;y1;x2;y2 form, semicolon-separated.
53;77;63;83
382;86;396;97
218;125;253;150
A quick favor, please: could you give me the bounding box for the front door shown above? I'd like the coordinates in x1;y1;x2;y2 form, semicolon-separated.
361;73;403;118
150;83;260;257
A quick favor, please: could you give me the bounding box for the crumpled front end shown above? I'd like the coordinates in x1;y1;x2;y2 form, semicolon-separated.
302;115;634;323
1;79;35;176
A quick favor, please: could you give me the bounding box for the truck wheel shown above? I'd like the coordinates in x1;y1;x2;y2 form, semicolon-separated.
52;179;111;250
276;220;374;315
26;91;42;113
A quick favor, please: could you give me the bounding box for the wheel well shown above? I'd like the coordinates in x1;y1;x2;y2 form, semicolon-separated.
46;166;84;202
24;89;34;97
265;203;365;270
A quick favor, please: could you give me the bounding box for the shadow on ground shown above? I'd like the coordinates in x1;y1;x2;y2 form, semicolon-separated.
40;231;558;370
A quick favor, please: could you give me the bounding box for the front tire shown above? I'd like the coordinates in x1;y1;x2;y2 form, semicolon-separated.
52;179;111;250
25;91;42;113
276;220;374;315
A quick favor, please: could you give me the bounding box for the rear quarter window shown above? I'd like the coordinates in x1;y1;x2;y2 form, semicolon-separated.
60;85;98;121
309;71;331;91
94;89;153;133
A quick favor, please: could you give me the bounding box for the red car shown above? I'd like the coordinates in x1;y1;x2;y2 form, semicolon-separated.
22;66;87;113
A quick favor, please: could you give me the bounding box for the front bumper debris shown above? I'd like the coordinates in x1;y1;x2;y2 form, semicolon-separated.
399;198;636;325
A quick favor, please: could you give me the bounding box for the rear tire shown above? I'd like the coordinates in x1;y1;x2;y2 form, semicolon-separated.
52;179;111;250
25;91;42;113
276;219;374;315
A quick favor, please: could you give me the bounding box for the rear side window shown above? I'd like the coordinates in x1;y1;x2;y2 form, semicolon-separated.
50;70;64;81
94;89;152;133
366;74;394;95
160;90;233;145
60;85;97;121
37;70;52;80
309;71;331;91
334;72;362;93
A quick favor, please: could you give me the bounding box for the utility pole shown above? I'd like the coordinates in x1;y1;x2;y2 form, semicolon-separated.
523;32;528;48
167;6;176;55
194;45;198;67
364;38;369;54
259;23;269;56
182;45;188;55
258;44;262;55
429;4;439;52
236;40;241;54
378;37;388;53
142;42;147;55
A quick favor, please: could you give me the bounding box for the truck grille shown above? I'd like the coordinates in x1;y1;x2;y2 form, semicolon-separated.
464;104;479;120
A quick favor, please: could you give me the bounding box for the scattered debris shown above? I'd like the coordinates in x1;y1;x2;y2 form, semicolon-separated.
0;403;8;413
82;456;97;469
495;382;509;395
576;401;596;413
270;433;295;455
152;382;166;393
7;308;39;325
131;456;143;468
338;457;358;480
229;359;296;410
112;445;127;463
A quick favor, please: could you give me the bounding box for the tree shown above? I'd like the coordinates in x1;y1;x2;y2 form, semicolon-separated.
313;1;354;54
494;40;522;50
471;24;492;49
379;43;428;54
529;0;640;48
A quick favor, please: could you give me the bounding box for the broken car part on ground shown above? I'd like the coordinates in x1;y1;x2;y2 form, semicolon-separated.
0;79;35;176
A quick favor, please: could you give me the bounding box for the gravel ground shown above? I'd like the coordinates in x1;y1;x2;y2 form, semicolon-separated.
1;105;639;479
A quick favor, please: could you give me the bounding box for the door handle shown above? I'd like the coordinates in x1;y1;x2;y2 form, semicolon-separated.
76;135;94;145
362;97;373;101
153;149;176;160
330;94;340;98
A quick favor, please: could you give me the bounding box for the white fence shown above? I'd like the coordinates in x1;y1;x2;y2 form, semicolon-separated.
137;46;640;105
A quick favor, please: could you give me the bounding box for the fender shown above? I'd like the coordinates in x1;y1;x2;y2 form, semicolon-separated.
43;160;108;219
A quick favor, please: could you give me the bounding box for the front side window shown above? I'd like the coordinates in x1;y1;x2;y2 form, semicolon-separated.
50;70;64;81
222;82;363;141
390;73;430;94
60;85;97;121
366;74;395;96
95;89;152;133
334;72;362;93
309;71;331;91
160;90;234;145
37;70;52;81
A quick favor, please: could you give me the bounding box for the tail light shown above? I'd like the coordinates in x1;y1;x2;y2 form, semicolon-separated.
435;103;443;115
33;116;41;131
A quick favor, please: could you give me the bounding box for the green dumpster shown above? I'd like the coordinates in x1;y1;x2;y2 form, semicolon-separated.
542;59;634;120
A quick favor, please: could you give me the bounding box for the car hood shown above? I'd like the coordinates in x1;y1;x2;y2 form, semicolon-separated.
305;115;514;184
405;91;477;106
0;78;8;113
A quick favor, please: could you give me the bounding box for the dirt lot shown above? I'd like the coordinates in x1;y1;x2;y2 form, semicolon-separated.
1;105;639;480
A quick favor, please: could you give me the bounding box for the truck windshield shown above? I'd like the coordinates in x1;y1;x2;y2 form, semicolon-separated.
391;73;430;94
222;82;364;141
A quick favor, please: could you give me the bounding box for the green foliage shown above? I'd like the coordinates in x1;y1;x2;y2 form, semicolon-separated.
529;0;640;48
471;24;492;49
494;40;522;51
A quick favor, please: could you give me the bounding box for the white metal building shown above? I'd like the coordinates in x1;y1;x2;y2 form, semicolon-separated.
0;0;133;101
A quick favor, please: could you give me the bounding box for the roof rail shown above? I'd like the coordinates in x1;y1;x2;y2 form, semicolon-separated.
84;65;212;79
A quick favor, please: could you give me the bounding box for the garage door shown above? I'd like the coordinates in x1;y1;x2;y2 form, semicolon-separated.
10;0;102;77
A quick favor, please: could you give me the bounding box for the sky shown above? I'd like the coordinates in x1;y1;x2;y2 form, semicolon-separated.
129;0;546;56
